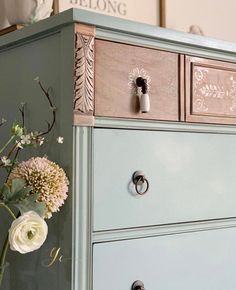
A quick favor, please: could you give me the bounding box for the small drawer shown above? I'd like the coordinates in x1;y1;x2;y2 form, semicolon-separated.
93;128;236;231
95;40;179;121
93;228;236;290
186;56;236;124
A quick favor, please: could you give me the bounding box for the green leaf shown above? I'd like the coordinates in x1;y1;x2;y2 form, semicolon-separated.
1;179;32;202
12;186;32;202
13;193;47;217
11;179;25;195
0;184;11;201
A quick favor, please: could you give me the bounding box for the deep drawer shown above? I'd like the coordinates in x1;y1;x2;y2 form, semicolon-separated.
95;40;179;121
93;128;236;231
186;56;236;124
93;228;236;290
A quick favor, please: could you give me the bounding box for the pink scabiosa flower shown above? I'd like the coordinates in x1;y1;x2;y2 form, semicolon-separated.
8;157;69;218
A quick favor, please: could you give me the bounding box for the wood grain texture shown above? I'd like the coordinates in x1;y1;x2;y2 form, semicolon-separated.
160;0;166;27
186;56;236;124
52;0;59;14
0;24;23;36
95;40;179;121
180;54;185;121
73;114;95;126
75;23;96;36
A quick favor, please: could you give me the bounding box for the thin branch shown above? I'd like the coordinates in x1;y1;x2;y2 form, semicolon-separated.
2;104;25;173
19;103;25;130
0;136;15;156
37;80;56;137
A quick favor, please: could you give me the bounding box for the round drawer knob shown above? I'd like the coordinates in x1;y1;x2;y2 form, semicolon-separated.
132;171;149;195
132;280;146;290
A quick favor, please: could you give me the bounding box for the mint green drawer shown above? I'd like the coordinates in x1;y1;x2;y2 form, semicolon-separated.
93;129;236;231
93;228;236;290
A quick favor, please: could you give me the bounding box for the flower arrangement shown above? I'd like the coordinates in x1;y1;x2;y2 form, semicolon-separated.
0;78;69;287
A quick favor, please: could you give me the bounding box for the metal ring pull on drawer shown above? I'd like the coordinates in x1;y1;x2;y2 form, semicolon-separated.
132;171;149;195
132;280;146;290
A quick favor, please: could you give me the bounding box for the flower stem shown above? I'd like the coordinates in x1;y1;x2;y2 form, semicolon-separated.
0;136;15;155
0;204;16;287
0;203;16;220
0;236;9;288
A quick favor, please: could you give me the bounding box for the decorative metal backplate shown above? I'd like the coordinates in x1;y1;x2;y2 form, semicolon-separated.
128;68;151;97
192;66;236;116
74;33;94;114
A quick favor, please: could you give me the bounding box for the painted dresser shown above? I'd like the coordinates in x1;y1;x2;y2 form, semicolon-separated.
1;8;236;290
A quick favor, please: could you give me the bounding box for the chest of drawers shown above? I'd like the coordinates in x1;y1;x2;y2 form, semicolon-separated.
1;8;236;290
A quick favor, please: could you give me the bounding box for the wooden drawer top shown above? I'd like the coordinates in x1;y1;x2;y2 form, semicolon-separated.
95;40;180;121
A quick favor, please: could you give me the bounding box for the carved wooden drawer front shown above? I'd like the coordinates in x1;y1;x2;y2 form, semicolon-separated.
186;56;236;124
93;228;236;290
94;128;236;231
95;40;179;121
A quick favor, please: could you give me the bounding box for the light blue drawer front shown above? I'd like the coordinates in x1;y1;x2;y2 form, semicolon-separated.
93;129;236;230
93;228;236;290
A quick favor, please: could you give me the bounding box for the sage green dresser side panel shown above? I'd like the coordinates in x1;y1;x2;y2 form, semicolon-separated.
0;25;75;290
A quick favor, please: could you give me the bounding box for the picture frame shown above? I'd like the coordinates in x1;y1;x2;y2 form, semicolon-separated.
160;0;236;42
53;0;161;26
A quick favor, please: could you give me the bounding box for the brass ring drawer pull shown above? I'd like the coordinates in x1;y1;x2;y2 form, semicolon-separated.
132;171;149;195
132;280;146;290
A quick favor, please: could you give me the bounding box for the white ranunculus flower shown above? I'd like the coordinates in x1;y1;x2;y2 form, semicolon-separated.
8;211;48;254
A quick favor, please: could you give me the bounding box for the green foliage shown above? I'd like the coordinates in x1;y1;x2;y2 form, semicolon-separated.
0;178;46;217
14;193;47;218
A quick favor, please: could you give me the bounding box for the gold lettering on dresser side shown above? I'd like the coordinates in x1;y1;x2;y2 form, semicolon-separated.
192;66;236;116
73;24;95;126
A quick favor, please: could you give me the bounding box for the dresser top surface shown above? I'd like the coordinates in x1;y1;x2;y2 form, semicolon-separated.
0;8;236;58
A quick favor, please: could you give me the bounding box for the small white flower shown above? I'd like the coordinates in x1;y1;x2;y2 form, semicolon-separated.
16;141;23;149
29;132;45;147
38;136;45;146
34;76;40;82
1;118;6;124
20;134;31;145
56;136;64;144
1;156;11;166
8;211;48;254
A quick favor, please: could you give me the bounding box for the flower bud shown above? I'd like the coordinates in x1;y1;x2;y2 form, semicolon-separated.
11;124;23;136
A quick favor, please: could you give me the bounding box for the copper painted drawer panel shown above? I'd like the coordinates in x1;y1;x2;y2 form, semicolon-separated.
186;56;236;124
95;40;179;121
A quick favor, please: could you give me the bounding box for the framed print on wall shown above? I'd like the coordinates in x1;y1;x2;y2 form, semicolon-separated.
161;0;236;42
54;0;161;25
